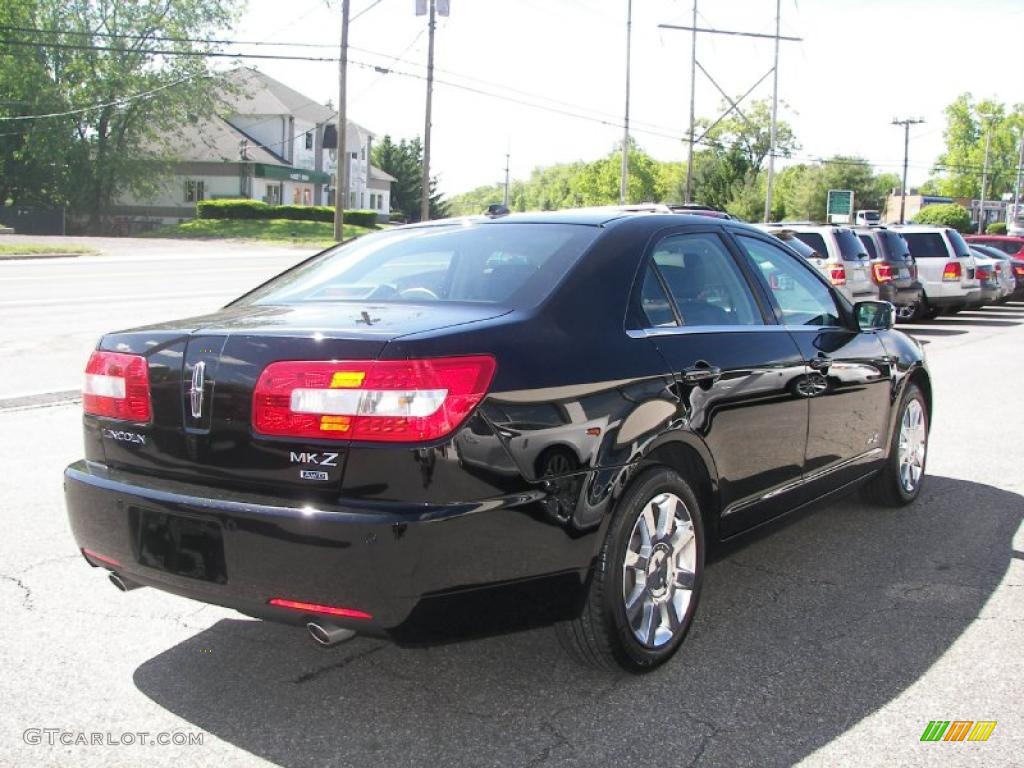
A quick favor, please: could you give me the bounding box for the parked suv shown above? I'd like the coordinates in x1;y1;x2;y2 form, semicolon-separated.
895;226;981;318
785;225;878;302
969;242;1023;301
757;226;854;302
854;227;924;320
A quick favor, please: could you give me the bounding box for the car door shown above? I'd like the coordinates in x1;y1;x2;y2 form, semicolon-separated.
731;232;894;491
630;227;811;536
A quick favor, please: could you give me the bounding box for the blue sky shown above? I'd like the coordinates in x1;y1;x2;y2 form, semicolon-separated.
233;0;1024;195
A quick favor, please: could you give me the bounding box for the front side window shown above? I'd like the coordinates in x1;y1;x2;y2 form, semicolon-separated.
735;235;841;327
235;223;599;308
648;233;761;326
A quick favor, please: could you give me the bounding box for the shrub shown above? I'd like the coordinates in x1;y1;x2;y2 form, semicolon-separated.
912;203;972;233
196;199;377;227
986;221;1007;235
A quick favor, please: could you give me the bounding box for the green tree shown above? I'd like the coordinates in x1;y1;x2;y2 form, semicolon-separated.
371;135;448;222
0;0;241;230
931;94;1024;199
912;203;972;232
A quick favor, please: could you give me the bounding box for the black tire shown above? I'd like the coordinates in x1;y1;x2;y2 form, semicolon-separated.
556;466;705;672
861;383;928;507
912;298;938;321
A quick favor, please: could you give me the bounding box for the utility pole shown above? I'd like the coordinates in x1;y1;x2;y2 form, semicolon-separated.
1013;132;1024;230
660;10;800;210
892;117;924;225
762;0;781;223
503;150;510;207
620;0;633;204
419;0;437;222
333;0;350;242
683;0;697;203
978;123;992;235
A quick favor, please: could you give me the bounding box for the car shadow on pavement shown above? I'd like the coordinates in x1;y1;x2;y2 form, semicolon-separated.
133;475;1022;767
925;318;1021;327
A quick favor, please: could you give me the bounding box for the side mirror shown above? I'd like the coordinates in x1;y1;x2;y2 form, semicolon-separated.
855;300;895;331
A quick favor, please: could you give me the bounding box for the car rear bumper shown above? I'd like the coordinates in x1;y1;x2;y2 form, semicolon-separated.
878;282;923;307
927;290;982;308
969;285;1002;306
64;460;595;642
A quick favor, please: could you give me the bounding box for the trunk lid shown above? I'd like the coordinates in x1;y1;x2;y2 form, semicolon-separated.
92;302;508;496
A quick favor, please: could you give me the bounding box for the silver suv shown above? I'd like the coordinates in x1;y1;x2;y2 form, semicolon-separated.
785;225;879;302
756;226;854;302
895;226;981;318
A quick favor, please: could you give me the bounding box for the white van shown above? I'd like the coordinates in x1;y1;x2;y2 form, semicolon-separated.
895;226;982;318
855;210;882;227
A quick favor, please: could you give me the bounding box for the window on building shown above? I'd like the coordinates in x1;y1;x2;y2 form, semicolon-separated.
184;180;205;203
305;131;313;150
349;191;356;207
293;187;301;204
360;147;366;160
303;188;312;206
351;151;358;159
369;193;376;210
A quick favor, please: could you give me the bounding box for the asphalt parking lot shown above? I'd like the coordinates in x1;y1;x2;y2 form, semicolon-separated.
0;245;1021;766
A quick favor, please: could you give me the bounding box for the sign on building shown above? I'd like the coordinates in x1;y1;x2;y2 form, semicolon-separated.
827;189;854;224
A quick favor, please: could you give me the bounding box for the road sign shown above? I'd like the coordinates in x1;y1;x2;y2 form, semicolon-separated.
827;189;854;224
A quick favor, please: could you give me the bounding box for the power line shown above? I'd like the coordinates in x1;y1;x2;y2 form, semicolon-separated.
0;74;203;121
0;23;339;48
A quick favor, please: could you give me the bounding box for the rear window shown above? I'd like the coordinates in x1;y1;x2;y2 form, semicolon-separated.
901;232;948;259
793;231;828;256
877;231;912;262
835;229;869;261
235;223;599;307
769;232;821;260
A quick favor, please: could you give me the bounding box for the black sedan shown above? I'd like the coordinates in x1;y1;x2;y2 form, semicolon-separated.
65;210;931;671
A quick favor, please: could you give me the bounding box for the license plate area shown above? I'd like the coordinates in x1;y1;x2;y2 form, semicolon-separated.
898;267;910;279
129;507;227;584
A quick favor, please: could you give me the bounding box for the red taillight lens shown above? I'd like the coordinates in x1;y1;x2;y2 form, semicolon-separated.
976;265;992;281
828;264;847;286
82;351;151;422
942;261;962;281
1012;262;1024;277
268;598;372;620
252;355;496;443
871;262;894;284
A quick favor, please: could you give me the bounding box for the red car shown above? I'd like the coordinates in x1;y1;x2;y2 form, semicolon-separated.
964;235;1024;259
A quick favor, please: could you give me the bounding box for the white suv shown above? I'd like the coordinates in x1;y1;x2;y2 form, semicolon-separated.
895;226;982;318
784;225;879;302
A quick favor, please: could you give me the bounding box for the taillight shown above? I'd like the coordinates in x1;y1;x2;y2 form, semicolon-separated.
942;261;962;281
83;351;152;422
252;356;496;443
1013;262;1024;278
828;264;847;286
976;265;992;281
871;262;894;284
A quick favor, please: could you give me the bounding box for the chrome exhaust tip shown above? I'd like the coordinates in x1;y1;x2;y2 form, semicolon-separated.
307;621;356;647
108;572;142;592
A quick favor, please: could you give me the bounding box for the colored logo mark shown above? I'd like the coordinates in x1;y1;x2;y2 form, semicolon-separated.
920;720;997;742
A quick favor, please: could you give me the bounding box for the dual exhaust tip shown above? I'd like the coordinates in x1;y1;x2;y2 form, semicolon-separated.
108;572;355;648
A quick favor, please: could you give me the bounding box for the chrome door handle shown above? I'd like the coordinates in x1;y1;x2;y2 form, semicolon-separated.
682;364;722;384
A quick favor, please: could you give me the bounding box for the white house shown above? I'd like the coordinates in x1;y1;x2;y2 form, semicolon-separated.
112;68;395;228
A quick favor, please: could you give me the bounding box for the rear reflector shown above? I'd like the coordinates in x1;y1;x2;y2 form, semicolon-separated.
268;598;372;620
83;351;152;422
82;548;121;568
253;355;496;443
942;261;962;281
828;264;847;286
871;262;894;284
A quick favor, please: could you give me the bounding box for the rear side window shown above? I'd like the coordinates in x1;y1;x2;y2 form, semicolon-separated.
236;223;599;307
858;234;878;259
648;233;761;326
878;231;912;261
835;229;869;261
793;231;828;256
635;265;677;328
946;230;972;258
902;232;948;259
735;235;841;327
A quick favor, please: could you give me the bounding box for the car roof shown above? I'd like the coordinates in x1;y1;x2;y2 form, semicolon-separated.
399;208;743;230
889;225;949;233
964;234;1024;242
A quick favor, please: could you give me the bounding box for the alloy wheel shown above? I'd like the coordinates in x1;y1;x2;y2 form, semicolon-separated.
897;399;926;492
621;492;697;648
